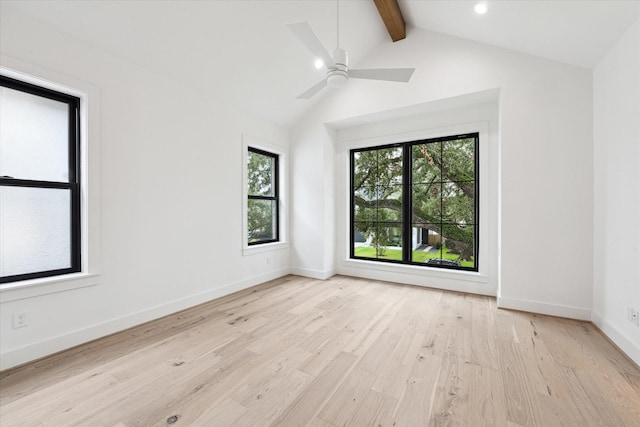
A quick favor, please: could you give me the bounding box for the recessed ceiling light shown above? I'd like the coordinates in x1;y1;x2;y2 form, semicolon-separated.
314;58;324;69
474;3;488;14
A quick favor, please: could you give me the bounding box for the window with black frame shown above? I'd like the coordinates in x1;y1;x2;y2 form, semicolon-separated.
0;75;81;283
351;133;478;271
247;147;279;245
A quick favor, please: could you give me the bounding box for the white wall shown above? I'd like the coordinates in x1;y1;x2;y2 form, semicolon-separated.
0;7;290;369
332;96;499;297
290;28;593;320
592;17;640;365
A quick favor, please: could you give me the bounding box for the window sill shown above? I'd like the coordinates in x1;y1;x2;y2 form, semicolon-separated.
342;258;488;283
243;241;289;256
0;273;100;303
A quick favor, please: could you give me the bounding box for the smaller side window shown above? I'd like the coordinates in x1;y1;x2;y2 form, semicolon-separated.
247;147;279;245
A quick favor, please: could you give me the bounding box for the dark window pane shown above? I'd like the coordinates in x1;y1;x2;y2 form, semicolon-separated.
353;222;403;261
441;223;476;269
378;207;402;222
441;181;475;224
353;151;376;188
0;86;70;182
353;222;373;257
412;183;441;222
442;137;475;182
376;147;403;186
411;224;443;263
0;186;72;276
354;147;403;187
247;199;276;243
354;185;378;203
247;151;275;197
412;143;441;184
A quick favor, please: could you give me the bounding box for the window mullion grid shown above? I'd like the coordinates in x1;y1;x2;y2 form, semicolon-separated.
375;150;379;258
439;140;444;261
0;76;81;283
70;101;81;272
350;151;355;259
273;153;279;242
474;134;479;269
0;180;79;283
68;101;80;183
350;133;478;272
246;147;279;246
402;144;412;263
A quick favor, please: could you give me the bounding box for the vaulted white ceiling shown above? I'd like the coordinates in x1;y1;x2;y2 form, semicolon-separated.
2;0;639;128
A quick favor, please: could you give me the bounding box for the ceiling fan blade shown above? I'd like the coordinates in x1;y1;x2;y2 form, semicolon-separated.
287;22;335;68
349;68;415;82
297;79;328;99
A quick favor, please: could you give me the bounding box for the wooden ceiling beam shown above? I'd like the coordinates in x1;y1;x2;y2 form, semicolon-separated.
373;0;406;42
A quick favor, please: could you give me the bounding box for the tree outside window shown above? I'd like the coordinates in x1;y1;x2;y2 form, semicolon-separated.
247;147;279;245
351;133;478;271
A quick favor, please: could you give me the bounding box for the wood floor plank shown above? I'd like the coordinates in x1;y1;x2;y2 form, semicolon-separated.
269;351;358;427
429;325;471;426
188;398;247;427
573;366;638;426
1;275;639;427
392;352;442;426
318;331;401;426
466;363;508;427
470;295;500;370
345;389;398;427
497;339;545;426
229;369;312;427
371;330;417;400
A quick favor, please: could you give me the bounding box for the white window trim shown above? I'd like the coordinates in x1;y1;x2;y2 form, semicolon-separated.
336;119;493;284
242;134;289;255
0;58;101;300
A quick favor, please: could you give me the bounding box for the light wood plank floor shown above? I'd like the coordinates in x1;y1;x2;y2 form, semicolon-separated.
1;275;639;426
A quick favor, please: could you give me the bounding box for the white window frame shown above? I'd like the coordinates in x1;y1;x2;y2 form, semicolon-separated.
241;134;288;255
0;60;101;302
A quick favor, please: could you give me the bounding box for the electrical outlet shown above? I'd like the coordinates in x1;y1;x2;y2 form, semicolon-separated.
266;256;271;265
629;307;640;327
13;312;28;329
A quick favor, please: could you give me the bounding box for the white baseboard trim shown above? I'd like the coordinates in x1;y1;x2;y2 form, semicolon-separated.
0;268;290;371
591;311;640;367
290;267;335;280
497;296;591;321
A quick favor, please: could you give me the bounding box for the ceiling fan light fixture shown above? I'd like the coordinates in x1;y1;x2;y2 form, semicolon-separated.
287;22;414;99
327;73;348;88
474;3;489;14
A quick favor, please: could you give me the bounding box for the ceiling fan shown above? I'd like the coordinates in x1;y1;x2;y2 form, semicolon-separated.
287;2;415;99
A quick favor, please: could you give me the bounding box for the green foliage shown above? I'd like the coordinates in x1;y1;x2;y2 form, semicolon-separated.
353;148;403;256
248;150;276;242
353;137;476;265
247;200;274;242
247;151;274;196
353;245;474;268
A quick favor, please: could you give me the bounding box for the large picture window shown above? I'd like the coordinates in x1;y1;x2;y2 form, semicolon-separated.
0;75;81;283
247;147;279;245
351;133;478;271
